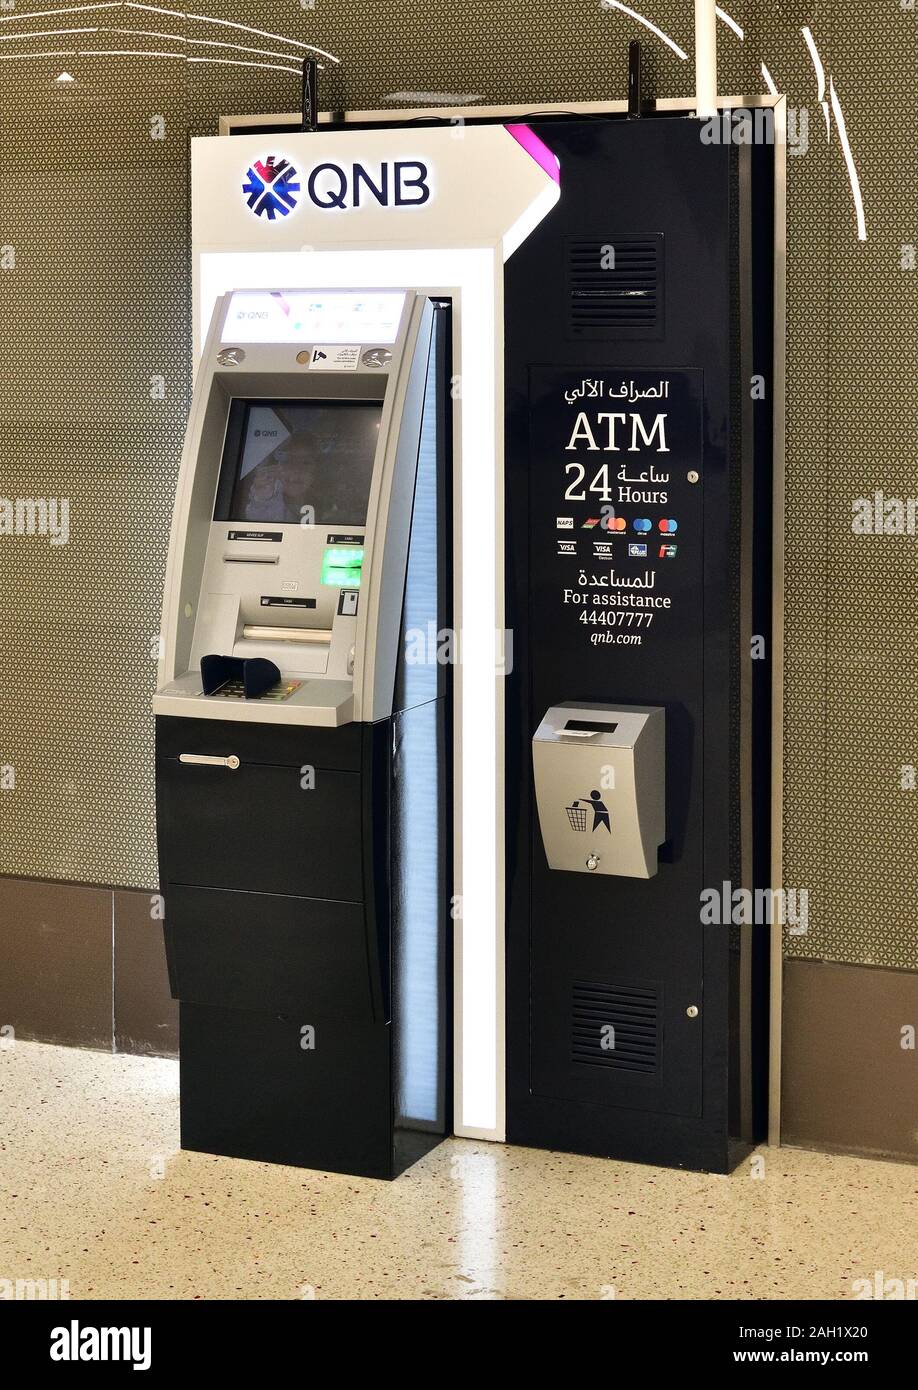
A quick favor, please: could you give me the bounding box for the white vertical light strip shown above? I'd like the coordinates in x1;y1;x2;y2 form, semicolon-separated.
456;260;501;1137
694;0;718;118
761;62;778;97
829;79;867;242
197;246;503;1139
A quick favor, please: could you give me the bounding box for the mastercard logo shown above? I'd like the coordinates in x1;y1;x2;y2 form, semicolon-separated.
658;518;678;533
607;516;627;532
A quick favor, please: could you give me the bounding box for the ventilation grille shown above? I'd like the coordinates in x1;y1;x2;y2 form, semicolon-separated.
571;980;659;1074
568;235;663;338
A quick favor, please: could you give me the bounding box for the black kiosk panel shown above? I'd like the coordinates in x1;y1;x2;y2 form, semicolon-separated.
505;118;773;1173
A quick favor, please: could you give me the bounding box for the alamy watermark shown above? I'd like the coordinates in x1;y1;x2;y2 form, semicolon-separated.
0;1276;70;1300
700;880;809;934
852;490;918;535
699;107;809;158
0;497;70;545
852;1270;918;1299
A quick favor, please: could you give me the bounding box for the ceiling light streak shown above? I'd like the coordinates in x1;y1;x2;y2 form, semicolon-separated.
110;25;303;61
801;25;825;101
801;25;832;140
80;46;181;55
0;45;304;73
0;49;78;58
124;2;189;15
127;4;340;62
599;0;688;60
0;27;98;39
1;3;120;22
761;62;777;96
188;56;301;74
1;3;340;63
715;7;743;40
829;78;867;241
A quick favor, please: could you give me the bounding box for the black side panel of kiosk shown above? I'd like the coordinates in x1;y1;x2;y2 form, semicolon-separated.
505;119;772;1173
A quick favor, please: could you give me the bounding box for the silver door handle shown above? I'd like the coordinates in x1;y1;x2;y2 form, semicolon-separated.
178;753;240;770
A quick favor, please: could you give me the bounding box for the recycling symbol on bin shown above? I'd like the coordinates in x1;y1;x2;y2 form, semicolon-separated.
566;792;611;834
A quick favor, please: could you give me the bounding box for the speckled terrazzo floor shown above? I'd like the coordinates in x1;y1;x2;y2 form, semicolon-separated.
1;1040;914;1300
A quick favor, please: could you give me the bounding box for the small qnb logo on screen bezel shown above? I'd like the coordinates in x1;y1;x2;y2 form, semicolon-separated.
242;155;300;220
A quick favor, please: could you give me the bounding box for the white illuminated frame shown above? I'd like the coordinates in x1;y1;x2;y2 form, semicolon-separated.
197;248;505;1140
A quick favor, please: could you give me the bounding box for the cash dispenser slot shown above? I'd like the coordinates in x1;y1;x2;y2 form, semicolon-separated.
241;625;331;644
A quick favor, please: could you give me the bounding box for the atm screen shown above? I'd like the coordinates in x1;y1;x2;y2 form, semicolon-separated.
217;399;382;525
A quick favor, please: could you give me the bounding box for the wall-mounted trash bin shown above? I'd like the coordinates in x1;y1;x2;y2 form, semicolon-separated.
532;703;665;878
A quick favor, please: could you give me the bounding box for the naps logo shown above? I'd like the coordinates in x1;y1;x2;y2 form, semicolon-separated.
242;155;300;220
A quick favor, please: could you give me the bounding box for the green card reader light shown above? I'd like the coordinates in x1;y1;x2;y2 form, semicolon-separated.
322;546;365;588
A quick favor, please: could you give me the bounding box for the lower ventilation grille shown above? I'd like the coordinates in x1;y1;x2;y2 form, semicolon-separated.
571;979;659;1075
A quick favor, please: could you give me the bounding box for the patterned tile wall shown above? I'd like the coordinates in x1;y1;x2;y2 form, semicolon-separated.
0;3;915;969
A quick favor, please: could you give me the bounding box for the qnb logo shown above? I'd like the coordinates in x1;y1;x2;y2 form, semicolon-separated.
242;156;432;218
242;155;301;220
305;160;431;211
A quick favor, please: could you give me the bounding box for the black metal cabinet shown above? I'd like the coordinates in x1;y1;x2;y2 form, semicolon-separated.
163;885;377;1020
155;708;449;1178
155;715;392;1175
178;1004;392;1177
156;755;362;902
505;117;772;1173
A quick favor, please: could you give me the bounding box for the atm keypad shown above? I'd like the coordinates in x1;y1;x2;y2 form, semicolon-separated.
260;681;303;702
206;680;303;702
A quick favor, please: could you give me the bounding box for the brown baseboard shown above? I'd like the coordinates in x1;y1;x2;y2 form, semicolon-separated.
782;958;918;1162
0;876;177;1057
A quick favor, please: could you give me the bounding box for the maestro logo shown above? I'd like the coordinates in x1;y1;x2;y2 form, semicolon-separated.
242;155;432;220
242;155;300;220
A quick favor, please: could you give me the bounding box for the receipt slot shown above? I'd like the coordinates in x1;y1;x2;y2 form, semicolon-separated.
154;289;451;1179
532;704;664;878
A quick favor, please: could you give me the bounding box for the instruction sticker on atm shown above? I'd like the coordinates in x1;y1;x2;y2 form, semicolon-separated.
308;345;361;370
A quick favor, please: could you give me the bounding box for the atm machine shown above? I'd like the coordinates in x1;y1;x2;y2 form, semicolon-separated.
154;288;451;1179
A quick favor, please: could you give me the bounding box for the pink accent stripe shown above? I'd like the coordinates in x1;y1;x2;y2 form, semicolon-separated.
504;123;561;184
